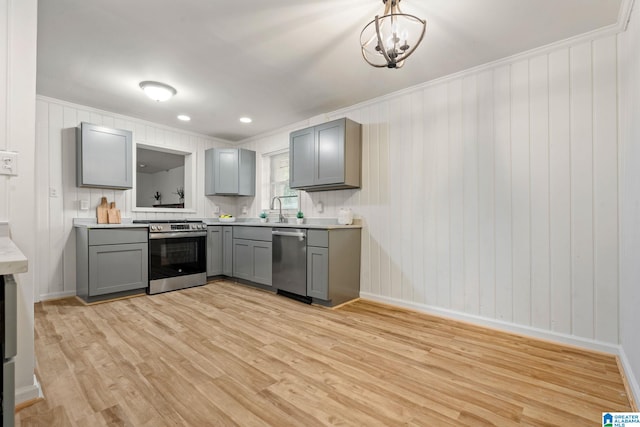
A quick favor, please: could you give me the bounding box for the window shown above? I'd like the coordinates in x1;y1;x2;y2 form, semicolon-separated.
263;149;298;211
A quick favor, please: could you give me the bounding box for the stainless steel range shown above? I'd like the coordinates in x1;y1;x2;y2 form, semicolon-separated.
133;220;207;295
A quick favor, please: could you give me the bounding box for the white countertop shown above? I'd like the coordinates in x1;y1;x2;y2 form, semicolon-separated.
0;237;28;276
203;219;362;230
73;218;149;229
73;217;360;230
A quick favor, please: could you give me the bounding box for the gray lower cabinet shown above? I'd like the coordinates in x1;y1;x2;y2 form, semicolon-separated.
233;239;273;286
223;226;233;276
76;122;133;189
205;148;256;196
232;226;272;286
306;246;329;299
76;228;148;302
207;226;223;276
306;229;361;306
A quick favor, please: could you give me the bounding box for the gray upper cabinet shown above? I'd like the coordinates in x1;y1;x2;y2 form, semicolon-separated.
289;117;361;191
205;148;256;196
290;127;315;188
77;122;133;189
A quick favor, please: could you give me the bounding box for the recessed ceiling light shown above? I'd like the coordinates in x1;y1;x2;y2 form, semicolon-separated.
239;117;252;124
139;81;177;102
139;164;146;168
177;115;191;121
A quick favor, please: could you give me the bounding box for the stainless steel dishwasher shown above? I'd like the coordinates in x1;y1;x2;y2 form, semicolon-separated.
272;228;311;303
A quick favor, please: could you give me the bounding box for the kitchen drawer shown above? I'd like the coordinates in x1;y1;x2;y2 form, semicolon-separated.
307;229;328;247
89;228;148;246
233;226;272;242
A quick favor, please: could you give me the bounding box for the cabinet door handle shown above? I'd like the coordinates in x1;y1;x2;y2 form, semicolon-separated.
272;231;306;238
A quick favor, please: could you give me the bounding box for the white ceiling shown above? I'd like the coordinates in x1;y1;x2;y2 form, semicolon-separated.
136;147;184;174
37;0;624;142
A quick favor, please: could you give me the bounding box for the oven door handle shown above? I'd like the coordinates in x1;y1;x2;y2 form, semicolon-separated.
149;231;207;239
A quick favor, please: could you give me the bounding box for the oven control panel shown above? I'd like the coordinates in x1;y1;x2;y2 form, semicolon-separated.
149;223;206;232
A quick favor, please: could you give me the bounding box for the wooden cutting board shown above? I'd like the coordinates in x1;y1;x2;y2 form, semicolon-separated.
97;197;109;224
107;201;121;224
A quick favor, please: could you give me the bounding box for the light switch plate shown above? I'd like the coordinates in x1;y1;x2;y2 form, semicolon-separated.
0;151;18;176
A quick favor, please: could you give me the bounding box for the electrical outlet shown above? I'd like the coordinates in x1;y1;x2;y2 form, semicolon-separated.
241;206;248;215
80;200;90;210
0;151;18;176
49;187;58;198
213;206;220;215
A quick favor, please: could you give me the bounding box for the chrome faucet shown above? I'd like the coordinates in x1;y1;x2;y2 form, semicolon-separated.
271;196;285;223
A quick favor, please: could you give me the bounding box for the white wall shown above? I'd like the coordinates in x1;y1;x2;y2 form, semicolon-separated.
618;0;640;407
32;3;638;406
136;166;185;207
35;97;236;300
241;34;622;350
1;0;40;405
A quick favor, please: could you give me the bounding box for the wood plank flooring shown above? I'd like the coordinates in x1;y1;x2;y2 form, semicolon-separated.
17;280;633;426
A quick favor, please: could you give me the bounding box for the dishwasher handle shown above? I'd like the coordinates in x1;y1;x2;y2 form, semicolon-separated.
272;230;306;239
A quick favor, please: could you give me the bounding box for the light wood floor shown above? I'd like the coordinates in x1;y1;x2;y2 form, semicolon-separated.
17;280;633;426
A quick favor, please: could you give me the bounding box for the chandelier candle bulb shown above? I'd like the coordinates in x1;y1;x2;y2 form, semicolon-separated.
360;0;426;69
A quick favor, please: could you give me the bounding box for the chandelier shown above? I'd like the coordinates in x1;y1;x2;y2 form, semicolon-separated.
360;0;426;69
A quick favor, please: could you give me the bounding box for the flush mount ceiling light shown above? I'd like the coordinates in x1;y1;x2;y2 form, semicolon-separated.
360;0;426;69
139;81;177;102
239;117;252;124
177;114;191;121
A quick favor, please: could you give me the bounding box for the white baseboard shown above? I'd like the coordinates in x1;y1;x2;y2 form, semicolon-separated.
619;347;640;409
38;290;76;302
15;375;43;404
359;292;621;354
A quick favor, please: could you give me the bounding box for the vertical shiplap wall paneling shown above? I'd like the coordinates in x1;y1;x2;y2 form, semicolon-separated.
369;103;382;297
359;106;371;295
400;94;414;301
36;97;229;299
592;35;619;342
35;100;50;300
477;69;496;318
493;65;514;322
378;100;392;298
388;97;403;299
49;103;65;296
548;48;572;335
510;59;532;326
462;75;480;315
434;83;451;308
423;86;438;306
234;31;621;346
448;80;465;313
570;42;596;339
0;1;7;221
529;54;551;330
77;110;98;217
411;90;425;304
62;106;79;295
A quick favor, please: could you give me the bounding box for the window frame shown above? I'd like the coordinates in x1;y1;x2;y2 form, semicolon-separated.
261;148;299;213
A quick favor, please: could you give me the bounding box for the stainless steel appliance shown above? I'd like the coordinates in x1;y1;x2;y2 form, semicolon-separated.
1;274;17;427
133;220;207;294
272;228;310;303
